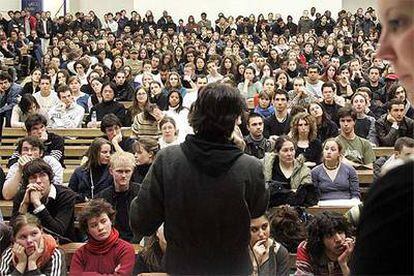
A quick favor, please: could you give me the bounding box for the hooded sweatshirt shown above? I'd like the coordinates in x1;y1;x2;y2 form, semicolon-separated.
130;134;268;274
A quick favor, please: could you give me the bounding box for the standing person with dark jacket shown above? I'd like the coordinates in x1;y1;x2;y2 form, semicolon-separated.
130;83;269;274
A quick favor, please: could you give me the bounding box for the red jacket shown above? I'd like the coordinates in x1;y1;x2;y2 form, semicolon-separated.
69;239;135;275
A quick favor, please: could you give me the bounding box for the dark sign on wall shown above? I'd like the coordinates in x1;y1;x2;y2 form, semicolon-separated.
21;0;43;13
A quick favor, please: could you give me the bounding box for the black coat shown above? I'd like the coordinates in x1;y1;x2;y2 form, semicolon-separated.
96;183;140;242
130;135;269;274
85;100;126;125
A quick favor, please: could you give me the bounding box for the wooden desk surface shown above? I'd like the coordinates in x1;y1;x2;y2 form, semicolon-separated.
306;205;352;215
0;201;87;219
1;127;132;138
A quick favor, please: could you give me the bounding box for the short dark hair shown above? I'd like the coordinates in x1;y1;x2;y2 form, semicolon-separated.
307;64;321;74
247;112;264;125
196;74;207;81
25;114;48;132
307;212;351;264
21;159;54;188
356;87;372;100
100;113;122;132
321;81;336;92
189;83;243;142
78;199;116;234
40;74;51;83
273;89;288;101
57;85;71;97
101;81;117;96
394;137;414;152
337;106;357;121
387;99;405;111
368;66;381;74
16;136;45;155
0;72;12;82
274;135;296;153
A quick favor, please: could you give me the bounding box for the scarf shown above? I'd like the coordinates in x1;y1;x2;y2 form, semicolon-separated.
85;228;119;255
13;234;57;269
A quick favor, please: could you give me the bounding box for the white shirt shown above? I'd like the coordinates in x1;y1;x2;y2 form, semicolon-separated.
183;89;198;109
33;91;60;112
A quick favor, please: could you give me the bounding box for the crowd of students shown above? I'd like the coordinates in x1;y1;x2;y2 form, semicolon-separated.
0;2;413;275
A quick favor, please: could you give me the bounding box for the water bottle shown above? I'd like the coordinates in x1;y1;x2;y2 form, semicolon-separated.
91;111;97;126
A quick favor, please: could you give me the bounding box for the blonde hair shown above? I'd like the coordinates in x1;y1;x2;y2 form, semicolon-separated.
110;151;136;169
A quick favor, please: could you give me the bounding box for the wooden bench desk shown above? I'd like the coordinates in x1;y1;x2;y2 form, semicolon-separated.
373;147;394;157
0;200;13;218
0;201;91;219
306;205;352;215
1;127;132;139
357;170;373;184
0;145;89;157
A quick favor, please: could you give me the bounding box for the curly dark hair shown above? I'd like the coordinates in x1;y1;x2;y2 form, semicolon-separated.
78;198;116;234
269;205;307;253
306;211;351;264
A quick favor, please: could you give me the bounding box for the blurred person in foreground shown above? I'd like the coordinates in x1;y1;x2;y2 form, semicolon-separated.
351;1;414;274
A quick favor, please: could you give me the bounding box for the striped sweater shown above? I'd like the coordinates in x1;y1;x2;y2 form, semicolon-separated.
0;247;66;276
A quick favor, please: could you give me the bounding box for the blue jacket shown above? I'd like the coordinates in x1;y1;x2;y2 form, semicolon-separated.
69;165;113;203
0;83;22;126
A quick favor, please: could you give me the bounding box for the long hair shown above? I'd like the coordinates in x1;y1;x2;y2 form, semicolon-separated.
167;90;185;113
290;112;318;142
165;71;182;90
188;83;243;142
18;94;40;115
82;137;112;171
306;211;351;264
129;87;149;118
307;101;332;125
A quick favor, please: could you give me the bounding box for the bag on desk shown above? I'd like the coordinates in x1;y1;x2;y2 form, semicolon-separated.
266;180;295;207
293;184;319;207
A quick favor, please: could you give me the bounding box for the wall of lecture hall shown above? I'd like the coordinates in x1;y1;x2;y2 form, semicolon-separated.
0;0;378;26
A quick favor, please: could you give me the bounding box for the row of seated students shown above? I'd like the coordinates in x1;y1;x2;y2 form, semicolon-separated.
1;103;414;214
0;181;355;275
2;64;414;147
2;96;414;205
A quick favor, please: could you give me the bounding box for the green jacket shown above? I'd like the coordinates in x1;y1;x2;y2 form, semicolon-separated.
263;152;312;189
